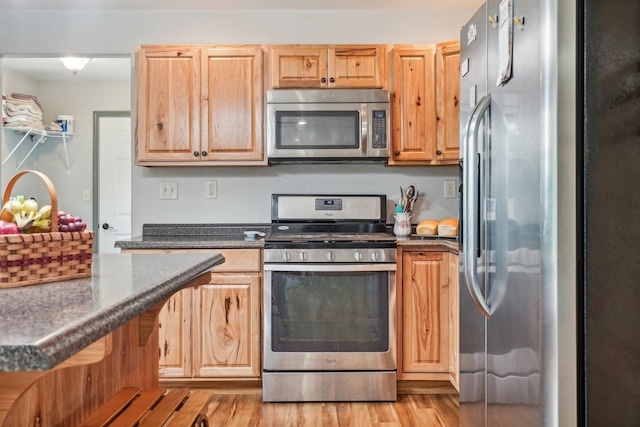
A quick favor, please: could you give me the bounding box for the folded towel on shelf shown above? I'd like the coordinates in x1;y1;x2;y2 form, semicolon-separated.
4;99;42;116
44;121;63;131
4;114;41;124
3;116;44;130
10;92;44;112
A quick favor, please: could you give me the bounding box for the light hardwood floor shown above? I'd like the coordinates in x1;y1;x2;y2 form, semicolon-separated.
205;393;459;426
168;380;459;426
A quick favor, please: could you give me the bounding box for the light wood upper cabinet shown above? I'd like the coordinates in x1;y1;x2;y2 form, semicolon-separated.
435;41;461;164
390;41;460;165
269;45;387;89
398;248;451;380
135;45;265;165
135;46;201;163
201;47;264;162
390;45;437;164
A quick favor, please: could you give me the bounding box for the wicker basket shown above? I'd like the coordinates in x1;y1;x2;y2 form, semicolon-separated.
0;170;93;288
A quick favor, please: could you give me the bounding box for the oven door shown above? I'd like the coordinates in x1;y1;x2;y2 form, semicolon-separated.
263;263;397;371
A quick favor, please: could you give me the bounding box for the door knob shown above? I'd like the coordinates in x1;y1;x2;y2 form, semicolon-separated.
102;223;113;230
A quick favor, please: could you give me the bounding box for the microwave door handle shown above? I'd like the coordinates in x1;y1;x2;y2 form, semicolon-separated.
361;104;368;154
463;94;492;318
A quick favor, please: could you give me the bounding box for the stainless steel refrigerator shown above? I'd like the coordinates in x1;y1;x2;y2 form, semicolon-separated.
459;0;578;425
460;0;640;424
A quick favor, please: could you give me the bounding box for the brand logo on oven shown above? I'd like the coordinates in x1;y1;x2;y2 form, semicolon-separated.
324;212;334;217
324;357;337;364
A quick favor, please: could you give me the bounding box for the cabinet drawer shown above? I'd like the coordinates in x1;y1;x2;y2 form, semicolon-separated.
121;248;261;272
211;249;261;272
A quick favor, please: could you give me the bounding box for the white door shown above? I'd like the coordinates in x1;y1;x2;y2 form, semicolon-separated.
97;114;131;253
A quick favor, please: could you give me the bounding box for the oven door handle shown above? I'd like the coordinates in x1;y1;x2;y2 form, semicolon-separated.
264;263;396;272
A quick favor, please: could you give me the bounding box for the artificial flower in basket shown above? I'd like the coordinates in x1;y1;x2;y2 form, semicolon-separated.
0;170;93;288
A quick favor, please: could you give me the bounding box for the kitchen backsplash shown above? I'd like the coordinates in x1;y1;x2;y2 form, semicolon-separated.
132;163;459;236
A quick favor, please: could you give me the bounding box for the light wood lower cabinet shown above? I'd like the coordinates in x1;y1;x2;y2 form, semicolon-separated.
193;273;261;377
122;248;262;379
448;253;460;390
397;247;459;388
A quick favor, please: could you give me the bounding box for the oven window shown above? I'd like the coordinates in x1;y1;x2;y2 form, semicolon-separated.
275;111;360;149
270;271;389;352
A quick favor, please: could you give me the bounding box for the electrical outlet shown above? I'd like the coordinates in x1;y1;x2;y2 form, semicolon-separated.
160;181;178;200
205;180;218;199
444;180;457;199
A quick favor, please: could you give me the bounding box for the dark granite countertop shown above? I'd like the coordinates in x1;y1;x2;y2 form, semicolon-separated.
396;235;460;253
0;252;224;372
115;223;270;250
115;223;459;253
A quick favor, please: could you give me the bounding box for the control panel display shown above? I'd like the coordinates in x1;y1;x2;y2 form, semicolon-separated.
371;110;388;149
315;198;343;210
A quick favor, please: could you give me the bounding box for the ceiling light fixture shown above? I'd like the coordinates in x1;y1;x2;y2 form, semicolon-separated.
60;57;91;75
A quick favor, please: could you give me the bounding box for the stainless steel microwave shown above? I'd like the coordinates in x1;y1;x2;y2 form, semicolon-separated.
266;89;390;163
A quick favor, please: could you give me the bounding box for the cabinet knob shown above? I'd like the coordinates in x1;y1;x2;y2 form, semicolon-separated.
436;149;442;155
321;77;326;83
201;151;207;157
394;150;400;156
157;123;163;130
329;77;335;83
193;151;200;157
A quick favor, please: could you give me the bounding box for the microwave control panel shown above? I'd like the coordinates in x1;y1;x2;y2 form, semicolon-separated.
371;110;388;149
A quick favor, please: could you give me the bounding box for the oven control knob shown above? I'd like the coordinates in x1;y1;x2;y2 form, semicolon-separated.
353;251;363;261
298;251;308;261
370;251;380;262
282;251;291;262
326;251;335;261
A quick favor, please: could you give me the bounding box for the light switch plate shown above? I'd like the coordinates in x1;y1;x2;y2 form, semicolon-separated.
205;180;218;199
160;181;178;200
444;180;457;199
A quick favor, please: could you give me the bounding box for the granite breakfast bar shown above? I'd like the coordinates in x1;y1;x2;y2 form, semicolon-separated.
0;252;224;425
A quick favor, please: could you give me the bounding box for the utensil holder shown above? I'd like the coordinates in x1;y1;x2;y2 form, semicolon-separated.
393;213;412;237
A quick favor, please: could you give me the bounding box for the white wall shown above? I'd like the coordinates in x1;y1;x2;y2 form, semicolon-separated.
1;67;130;230
0;8;474;236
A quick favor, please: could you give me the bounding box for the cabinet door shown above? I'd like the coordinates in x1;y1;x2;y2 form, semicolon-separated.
269;46;328;88
435;41;461;164
192;273;261;378
390;46;437;164
201;47;265;163
401;250;449;375
448;253;460;390
136;46;201;163
158;288;192;378
329;46;387;88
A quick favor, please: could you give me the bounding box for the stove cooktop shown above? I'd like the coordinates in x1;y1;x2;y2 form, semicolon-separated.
266;232;396;243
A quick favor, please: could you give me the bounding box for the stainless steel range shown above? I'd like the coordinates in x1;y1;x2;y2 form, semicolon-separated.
262;194;397;402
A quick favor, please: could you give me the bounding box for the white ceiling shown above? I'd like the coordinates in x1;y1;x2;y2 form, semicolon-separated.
2;57;132;83
0;0;482;11
0;0;483;83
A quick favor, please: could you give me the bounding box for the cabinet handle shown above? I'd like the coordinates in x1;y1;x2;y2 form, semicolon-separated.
329;77;335;83
321;77;326;83
201;151;207;157
436;149;442;155
193;151;200;157
157;123;163;130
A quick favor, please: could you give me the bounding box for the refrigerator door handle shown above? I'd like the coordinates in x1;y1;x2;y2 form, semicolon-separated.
463;94;493;318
